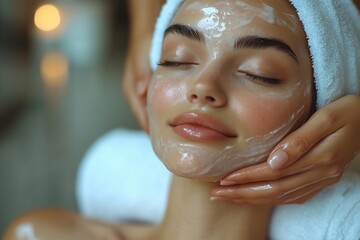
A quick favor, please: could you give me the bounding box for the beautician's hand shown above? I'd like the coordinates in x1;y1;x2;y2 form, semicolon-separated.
211;95;360;204
122;34;152;131
122;0;164;131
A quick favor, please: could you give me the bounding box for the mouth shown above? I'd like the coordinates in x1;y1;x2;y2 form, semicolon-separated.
169;112;237;141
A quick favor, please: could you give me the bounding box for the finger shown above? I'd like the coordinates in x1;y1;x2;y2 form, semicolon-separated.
222;126;351;185
220;162;273;185
229;182;328;205
267;108;343;169
216;175;338;205
221;160;311;185
212;166;341;201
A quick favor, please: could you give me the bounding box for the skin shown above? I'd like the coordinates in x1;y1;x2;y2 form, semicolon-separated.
147;0;313;182
123;0;360;204
213;94;360;204
3;209;125;240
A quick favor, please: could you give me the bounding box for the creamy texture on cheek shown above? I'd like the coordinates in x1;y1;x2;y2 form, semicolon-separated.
148;0;311;181
148;105;308;181
148;73;312;181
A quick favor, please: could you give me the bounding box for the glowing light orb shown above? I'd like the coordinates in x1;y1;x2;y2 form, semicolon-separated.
41;52;68;87
34;4;61;31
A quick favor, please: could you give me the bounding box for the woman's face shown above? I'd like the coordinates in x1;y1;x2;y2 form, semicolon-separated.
147;0;313;182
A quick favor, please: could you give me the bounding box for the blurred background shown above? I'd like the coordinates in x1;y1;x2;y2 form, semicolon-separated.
0;0;139;233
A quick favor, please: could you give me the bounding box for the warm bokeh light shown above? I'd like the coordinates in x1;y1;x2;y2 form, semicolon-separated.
41;52;68;88
34;4;61;32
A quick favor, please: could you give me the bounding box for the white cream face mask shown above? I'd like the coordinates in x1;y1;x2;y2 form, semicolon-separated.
147;0;313;182
182;0;301;40
147;87;311;182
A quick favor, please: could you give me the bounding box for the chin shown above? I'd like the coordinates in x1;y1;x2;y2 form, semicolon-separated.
167;164;225;182
150;129;269;182
151;141;259;183
151;143;223;182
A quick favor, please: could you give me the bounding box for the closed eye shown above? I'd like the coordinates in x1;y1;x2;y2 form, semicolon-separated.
158;60;198;68
239;72;281;85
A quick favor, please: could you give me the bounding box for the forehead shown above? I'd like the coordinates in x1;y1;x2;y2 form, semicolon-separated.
172;0;303;36
169;0;307;56
177;0;297;18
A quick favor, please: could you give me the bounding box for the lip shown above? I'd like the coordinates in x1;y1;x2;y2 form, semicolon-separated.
169;112;237;141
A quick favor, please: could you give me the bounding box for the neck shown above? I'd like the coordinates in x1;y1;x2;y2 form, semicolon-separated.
156;175;272;240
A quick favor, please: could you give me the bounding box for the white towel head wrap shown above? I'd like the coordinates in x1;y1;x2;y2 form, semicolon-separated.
150;0;360;108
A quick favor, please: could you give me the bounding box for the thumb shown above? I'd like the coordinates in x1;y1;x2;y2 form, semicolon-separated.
267;111;338;169
267;136;312;169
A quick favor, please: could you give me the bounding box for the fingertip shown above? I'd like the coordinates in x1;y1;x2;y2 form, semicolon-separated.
210;189;222;198
210;196;226;201
268;149;289;169
220;181;238;186
211;187;234;197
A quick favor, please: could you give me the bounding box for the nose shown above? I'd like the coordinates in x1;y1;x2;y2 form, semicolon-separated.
187;72;227;107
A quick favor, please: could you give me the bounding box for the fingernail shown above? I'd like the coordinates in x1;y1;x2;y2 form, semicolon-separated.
268;149;288;169
210;196;225;201
220;181;237;186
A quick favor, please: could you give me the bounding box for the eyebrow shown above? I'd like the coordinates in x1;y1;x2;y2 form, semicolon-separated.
234;36;299;63
164;24;299;63
164;24;205;43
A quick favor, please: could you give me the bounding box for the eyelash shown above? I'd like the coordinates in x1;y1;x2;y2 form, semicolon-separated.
158;61;281;85
240;72;281;85
158;61;197;68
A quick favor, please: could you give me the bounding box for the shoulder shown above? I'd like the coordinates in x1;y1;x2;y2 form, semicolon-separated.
115;223;159;240
3;208;125;240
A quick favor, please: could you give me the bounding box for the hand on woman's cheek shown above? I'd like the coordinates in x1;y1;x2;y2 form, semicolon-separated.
211;95;360;205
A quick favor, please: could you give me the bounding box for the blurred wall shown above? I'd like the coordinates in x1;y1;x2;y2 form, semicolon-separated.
0;0;138;234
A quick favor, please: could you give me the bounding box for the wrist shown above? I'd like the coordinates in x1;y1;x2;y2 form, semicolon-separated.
128;0;165;40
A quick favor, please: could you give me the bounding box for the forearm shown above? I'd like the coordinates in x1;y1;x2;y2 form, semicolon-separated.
127;0;165;39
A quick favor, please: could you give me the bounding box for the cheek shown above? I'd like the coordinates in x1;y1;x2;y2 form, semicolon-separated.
148;78;184;115
234;90;311;137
